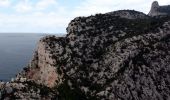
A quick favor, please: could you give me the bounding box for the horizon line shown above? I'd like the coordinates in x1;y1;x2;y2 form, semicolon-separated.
0;32;66;34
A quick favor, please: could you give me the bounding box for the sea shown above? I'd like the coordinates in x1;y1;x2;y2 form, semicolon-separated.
0;33;51;81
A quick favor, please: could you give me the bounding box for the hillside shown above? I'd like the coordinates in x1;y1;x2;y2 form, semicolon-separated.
1;1;170;100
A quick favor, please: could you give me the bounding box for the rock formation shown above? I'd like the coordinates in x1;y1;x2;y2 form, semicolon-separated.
108;10;149;19
1;1;170;100
148;1;170;16
18;36;63;88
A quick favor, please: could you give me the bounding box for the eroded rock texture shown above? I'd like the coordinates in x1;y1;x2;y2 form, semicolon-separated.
1;4;170;100
19;10;170;100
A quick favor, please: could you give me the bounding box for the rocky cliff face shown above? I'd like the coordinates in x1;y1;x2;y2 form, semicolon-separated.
1;2;170;100
148;1;170;16
20;36;63;88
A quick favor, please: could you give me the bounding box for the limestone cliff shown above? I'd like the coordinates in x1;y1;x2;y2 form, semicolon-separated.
16;10;170;100
20;36;63;87
1;2;170;100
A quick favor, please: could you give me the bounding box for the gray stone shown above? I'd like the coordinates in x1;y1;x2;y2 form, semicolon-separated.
148;1;170;16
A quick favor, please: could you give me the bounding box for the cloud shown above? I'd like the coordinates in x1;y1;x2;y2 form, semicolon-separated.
72;0;153;17
72;0;119;16
14;0;58;13
0;0;10;7
36;0;57;10
71;0;170;17
0;0;170;33
14;0;32;13
0;11;70;33
0;0;70;33
158;0;170;5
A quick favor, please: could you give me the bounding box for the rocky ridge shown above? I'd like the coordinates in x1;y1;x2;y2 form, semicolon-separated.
1;1;170;100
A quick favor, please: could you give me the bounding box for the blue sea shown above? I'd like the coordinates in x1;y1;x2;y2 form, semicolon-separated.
0;33;48;81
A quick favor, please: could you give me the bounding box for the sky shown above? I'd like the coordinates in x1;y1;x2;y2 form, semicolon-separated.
0;0;170;34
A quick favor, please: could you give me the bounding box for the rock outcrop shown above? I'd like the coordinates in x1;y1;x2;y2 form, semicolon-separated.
1;2;170;100
18;36;63;88
148;1;170;16
0;81;55;100
108;10;149;19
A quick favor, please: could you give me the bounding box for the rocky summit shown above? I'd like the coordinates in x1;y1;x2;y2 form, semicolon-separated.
148;1;170;16
1;1;170;100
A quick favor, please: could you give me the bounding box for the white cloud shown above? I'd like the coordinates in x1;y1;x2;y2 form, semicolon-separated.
0;0;70;33
72;0;170;17
14;0;32;13
14;0;58;13
0;0;170;33
0;12;70;33
0;0;10;7
72;0;119;16
72;0;152;17
158;0;170;4
36;0;57;10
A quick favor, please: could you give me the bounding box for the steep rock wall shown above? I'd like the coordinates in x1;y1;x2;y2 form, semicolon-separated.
148;1;170;16
20;36;64;88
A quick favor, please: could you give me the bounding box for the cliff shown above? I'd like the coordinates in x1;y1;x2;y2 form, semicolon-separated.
148;1;170;16
1;2;170;100
18;36;63;88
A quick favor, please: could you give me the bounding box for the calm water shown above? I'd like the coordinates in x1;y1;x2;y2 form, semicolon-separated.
0;33;47;81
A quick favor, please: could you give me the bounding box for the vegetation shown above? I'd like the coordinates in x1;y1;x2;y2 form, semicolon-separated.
55;80;88;100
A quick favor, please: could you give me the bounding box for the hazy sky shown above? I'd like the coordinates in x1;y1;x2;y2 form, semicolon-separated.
0;0;170;33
